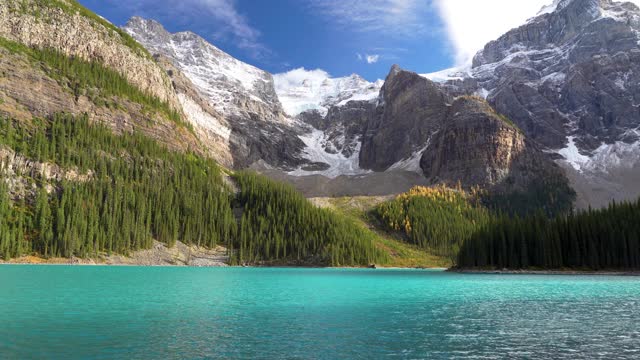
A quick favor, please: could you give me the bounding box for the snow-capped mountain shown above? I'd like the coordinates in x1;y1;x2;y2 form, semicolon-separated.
421;0;640;206
121;0;640;206
123;17;307;170
274;68;383;117
123;17;287;123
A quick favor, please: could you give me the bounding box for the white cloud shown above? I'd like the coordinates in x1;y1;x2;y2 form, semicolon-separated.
309;0;430;37
434;0;552;66
356;53;363;61
366;54;380;64
434;0;640;66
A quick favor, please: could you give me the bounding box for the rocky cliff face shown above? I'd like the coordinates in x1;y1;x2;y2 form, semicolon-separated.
0;0;179;110
0;146;92;199
471;0;640;152
124;17;306;170
154;56;235;167
123;17;286;123
422;0;640;207
419;96;563;194
360;66;450;171
0;44;201;155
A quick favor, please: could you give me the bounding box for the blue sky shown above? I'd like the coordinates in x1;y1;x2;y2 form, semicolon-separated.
79;0;558;81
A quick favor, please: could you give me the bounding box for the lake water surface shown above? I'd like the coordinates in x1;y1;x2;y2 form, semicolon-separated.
0;266;639;359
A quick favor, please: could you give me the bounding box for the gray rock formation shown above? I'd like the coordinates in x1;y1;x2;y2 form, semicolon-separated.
124;17;306;170
471;0;640;153
123;16;286;123
420;96;567;197
360;65;450;171
0;0;179;109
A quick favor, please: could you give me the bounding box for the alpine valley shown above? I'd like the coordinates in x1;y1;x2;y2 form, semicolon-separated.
1;0;640;270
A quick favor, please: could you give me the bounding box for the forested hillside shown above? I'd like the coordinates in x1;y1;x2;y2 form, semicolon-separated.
457;201;640;270
374;185;640;270
0;113;386;266
374;186;490;261
233;172;387;266
0;114;235;258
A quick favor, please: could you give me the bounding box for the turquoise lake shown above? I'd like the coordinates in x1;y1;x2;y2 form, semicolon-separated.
0;267;639;359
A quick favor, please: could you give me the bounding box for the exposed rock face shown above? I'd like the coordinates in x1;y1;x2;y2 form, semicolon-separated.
154;55;234;167
322;101;376;159
0;0;179;110
0;146;92;199
361;66;450;171
420;97;562;193
124;17;306;170
472;0;640;153
0;47;202;155
123;17;286;123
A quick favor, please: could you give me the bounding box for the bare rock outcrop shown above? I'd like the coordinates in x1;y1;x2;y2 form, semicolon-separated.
0;0;179;110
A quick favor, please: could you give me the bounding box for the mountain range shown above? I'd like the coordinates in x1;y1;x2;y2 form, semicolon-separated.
2;0;640;211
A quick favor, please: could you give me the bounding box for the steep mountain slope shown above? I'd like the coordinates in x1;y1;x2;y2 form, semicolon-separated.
0;0;177;109
272;70;383;178
0;0;200;154
123;17;306;169
275;63;574;214
428;0;640;207
123;17;286;123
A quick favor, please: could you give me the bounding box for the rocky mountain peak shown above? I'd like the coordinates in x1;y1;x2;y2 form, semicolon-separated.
388;64;403;78
426;0;640;207
124;16;171;41
123;17;287;123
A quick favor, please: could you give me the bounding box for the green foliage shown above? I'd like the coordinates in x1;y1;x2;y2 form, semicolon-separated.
457;200;640;270
325;196;451;268
375;186;491;261
483;176;576;218
232;171;388;266
0;114;235;258
0;181;28;260
0;36;185;127
0;115;386;266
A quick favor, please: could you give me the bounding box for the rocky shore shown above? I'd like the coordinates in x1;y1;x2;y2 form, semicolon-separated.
0;241;229;266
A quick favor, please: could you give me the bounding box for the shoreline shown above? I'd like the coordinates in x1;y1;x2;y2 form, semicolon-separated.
0;260;447;270
450;269;640;276
3;261;640;275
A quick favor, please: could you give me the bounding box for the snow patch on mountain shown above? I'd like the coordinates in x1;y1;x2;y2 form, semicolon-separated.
178;94;231;141
274;68;383;117
123;17;284;121
387;144;430;173
557;136;591;171
536;0;566;16
288;129;371;178
557;136;640;173
421;65;471;83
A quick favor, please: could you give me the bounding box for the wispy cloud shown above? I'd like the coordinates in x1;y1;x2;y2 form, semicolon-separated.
366;54;380;64
101;0;269;59
309;0;430;37
196;0;268;57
